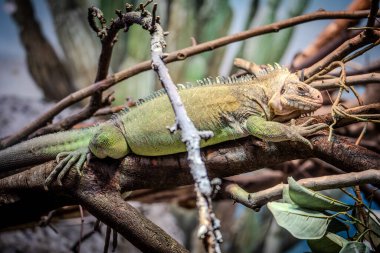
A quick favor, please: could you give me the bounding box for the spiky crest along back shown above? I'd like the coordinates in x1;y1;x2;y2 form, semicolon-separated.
115;63;289;119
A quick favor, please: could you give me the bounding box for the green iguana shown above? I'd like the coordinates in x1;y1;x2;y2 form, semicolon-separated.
0;64;326;186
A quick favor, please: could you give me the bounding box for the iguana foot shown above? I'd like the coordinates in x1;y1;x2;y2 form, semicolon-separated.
288;119;328;149
44;148;89;190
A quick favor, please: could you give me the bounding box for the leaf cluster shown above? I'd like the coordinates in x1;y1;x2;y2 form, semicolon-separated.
268;178;380;253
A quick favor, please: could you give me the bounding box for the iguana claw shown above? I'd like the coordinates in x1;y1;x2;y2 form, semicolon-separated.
289;119;329;149
44;148;89;190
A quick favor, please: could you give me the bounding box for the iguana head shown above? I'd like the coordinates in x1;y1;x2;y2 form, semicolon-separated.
269;73;323;121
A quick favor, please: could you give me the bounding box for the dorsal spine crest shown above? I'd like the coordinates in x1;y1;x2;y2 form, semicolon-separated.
124;64;288;108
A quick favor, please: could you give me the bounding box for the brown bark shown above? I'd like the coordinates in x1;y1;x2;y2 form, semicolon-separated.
71;167;188;253
1;130;378;194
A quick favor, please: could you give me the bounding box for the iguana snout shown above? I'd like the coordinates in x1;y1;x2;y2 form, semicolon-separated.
269;74;323;117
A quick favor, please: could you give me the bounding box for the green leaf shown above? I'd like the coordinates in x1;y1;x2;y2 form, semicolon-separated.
308;232;347;253
355;210;380;249
282;185;296;204
339;242;371;253
367;213;380;249
288;177;352;212
267;202;331;239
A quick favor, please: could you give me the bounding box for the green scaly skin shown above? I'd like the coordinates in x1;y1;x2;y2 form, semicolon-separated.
0;65;327;187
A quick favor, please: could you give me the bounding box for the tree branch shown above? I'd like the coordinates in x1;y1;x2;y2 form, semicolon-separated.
70;164;188;253
310;73;380;90
366;0;379;33
0;119;378;230
303;30;380;81
1;131;378;194
290;0;371;71
224;169;380;211
149;7;222;251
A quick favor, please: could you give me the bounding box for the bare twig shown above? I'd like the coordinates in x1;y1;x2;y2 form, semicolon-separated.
78;205;84;253
149;12;222;253
104;226;111;253
315;103;380;128
310;73;380;90
94;105;127;117
291;0;371;70
303;30;380;81
365;0;379;35
233;58;263;74
1;9;378;148
112;229;118;252
29;7;126;140
225;170;380;211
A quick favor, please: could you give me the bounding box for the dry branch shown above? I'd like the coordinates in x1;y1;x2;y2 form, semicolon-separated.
149;12;222;251
291;0;371;70
71;168;188;253
310;73;380;90
303;30;380;81
226;170;380;211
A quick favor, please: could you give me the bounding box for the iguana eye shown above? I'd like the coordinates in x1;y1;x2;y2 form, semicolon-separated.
280;87;285;94
297;87;305;92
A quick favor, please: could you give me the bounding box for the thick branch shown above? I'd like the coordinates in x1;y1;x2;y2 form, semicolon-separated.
1;9;378;148
129;169;285;206
0;123;378;230
1;132;378;194
71;165;188;253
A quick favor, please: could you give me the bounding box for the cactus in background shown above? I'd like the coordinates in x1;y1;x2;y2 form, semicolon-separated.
241;0;309;64
270;0;309;63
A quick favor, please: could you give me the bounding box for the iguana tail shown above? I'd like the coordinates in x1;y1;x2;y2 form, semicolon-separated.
0;127;97;173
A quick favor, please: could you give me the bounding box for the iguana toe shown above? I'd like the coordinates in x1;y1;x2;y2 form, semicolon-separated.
44;148;89;189
299;118;317;127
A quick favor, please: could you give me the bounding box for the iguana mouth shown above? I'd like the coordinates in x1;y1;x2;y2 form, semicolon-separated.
285;98;322;112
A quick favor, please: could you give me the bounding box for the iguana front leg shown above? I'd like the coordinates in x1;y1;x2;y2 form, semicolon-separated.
44;123;130;188
44;148;89;189
245;116;328;148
